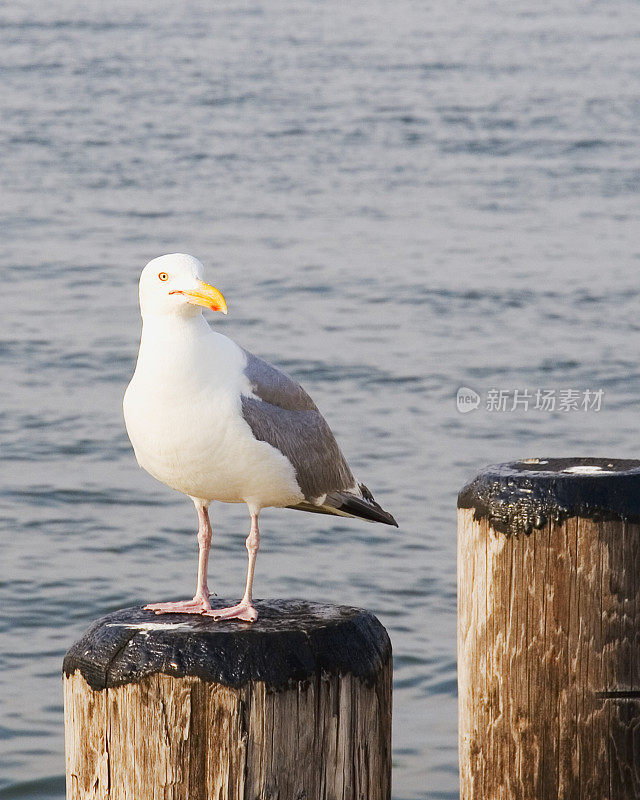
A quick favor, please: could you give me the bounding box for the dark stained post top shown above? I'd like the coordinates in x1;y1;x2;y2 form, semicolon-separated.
63;598;391;691
458;457;640;536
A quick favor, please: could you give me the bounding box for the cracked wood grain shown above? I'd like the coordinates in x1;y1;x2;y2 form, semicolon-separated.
64;624;392;800
458;508;640;800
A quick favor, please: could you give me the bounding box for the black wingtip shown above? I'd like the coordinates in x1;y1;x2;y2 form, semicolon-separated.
352;498;398;526
378;509;399;527
359;482;398;526
327;485;399;527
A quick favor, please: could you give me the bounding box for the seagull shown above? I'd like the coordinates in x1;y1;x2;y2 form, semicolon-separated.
123;253;397;622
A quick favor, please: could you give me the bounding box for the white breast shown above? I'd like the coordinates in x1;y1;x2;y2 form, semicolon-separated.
123;315;304;510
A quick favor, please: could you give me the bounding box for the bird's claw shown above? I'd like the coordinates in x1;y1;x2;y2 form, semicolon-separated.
202;602;258;623
144;596;212;615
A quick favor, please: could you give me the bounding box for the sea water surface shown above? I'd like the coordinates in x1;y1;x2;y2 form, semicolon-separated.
2;1;640;797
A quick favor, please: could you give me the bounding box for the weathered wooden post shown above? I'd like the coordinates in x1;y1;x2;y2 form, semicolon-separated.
64;599;392;800
457;457;640;800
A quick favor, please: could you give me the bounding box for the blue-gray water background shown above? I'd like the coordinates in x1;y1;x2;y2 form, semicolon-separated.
3;1;640;797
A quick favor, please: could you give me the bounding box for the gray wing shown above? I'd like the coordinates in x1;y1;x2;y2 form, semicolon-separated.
241;349;355;500
242;348;319;412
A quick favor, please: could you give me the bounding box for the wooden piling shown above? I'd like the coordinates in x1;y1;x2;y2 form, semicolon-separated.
63;599;392;800
457;457;640;800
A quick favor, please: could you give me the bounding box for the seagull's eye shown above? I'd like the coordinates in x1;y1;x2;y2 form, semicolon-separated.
158;272;169;281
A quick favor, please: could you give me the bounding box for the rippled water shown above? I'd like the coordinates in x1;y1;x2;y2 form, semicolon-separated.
2;1;640;797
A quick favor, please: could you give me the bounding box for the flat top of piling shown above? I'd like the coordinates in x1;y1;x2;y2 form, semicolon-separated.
63;599;391;691
458;458;640;535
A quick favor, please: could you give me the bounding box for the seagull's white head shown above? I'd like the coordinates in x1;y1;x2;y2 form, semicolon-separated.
138;253;228;319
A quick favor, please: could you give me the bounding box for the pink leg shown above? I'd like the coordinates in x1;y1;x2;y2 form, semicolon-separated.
145;498;214;614
203;512;259;622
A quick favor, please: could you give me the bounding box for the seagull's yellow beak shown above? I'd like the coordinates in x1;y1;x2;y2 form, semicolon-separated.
170;280;228;314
